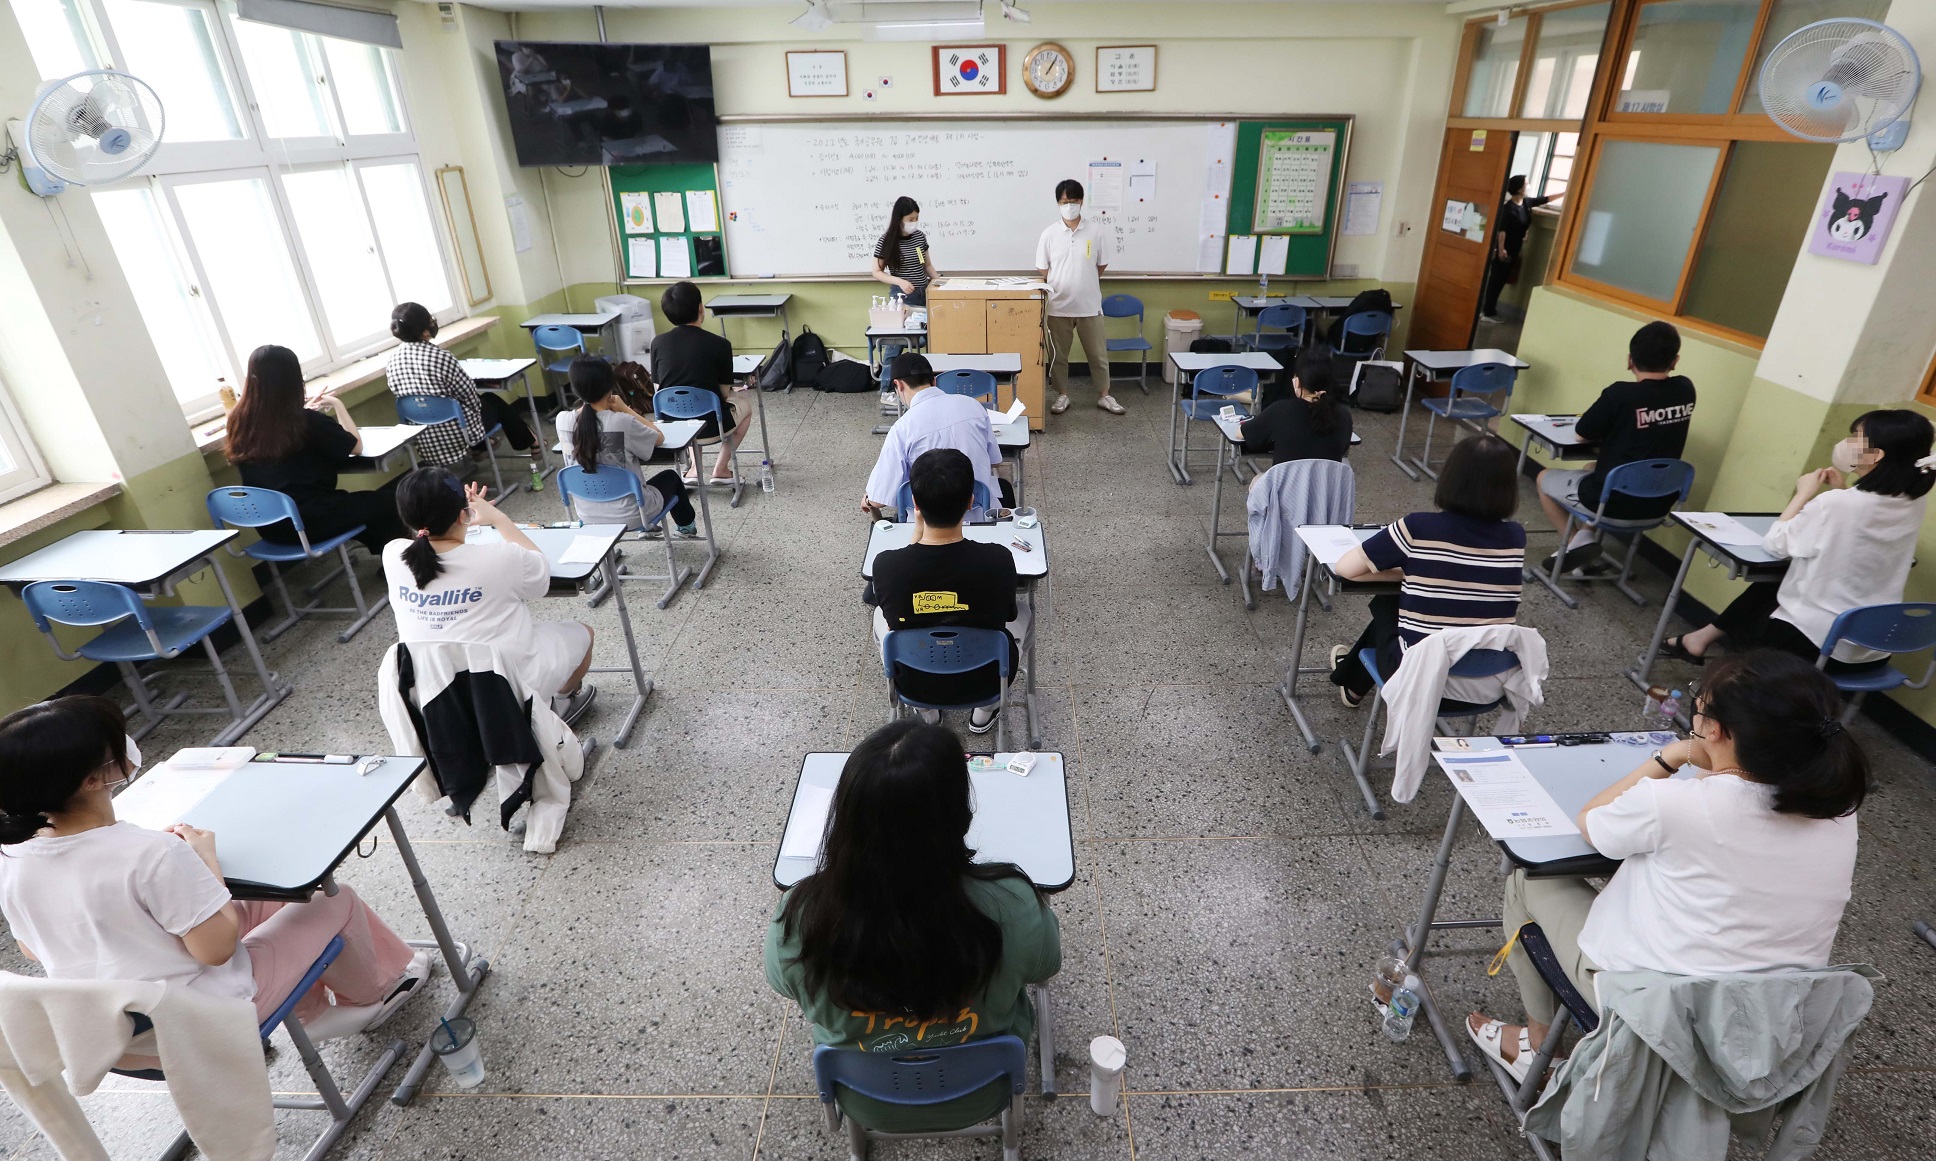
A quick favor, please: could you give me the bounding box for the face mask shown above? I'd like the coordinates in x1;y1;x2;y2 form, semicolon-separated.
1831;437;1863;475
1058;202;1082;221
903;217;919;230
124;735;142;772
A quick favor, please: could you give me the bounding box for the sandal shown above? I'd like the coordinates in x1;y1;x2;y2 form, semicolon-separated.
1466;1016;1533;1083
1657;636;1702;664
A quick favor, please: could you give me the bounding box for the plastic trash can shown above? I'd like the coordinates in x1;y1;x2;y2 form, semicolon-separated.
1162;311;1203;386
595;293;656;363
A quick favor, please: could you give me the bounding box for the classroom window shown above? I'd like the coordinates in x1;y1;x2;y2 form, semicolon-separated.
229;16;331;139
281;166;392;348
1523;3;1611;120
0;381;53;506
1569;138;1721;302
1737;0;1893;115
323;36;407;136
1679;140;1835;337
358;161;452;314
97;0;245;141
9;0;102;77
170;174;322;364
1463;15;1531;118
92;186;234;410
1616;0;1761;115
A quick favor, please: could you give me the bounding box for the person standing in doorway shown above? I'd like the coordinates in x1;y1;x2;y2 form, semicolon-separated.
1035;179;1121;416
1482;175;1560;322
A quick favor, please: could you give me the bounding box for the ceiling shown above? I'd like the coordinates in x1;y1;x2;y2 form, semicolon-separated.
431;0;1441;12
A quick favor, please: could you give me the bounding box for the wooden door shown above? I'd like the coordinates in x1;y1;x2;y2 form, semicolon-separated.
1409;127;1515;354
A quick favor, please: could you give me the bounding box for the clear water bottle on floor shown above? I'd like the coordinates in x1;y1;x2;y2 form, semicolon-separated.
759;459;775;493
1383;977;1420;1043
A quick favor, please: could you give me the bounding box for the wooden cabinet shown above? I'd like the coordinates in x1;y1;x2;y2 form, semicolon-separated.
928;279;1046;431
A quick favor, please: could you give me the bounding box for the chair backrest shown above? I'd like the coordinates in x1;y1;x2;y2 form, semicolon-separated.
531;324;585;355
894;479;995;522
1190;365;1260;400
1256;304;1306;332
395;393;464;427
1341;311;1393;339
935;368;997;401
1100;293;1144;320
1448;647;1520;679
652;385;726;424
1821;602;1936;658
557;463;648;522
206;486;304;534
1601;458;1695;504
813;1035;1027;1110
1449;361;1517;400
21;580;160;662
882;628;1011;693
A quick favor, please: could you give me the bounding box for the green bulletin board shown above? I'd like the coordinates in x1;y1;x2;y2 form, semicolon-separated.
607;162;729;282
1223;118;1353;279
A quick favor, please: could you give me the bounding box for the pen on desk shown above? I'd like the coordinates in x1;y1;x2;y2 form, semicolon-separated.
1011;539;1033;552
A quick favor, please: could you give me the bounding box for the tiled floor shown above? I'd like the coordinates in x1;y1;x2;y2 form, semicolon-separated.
10;378;1936;1160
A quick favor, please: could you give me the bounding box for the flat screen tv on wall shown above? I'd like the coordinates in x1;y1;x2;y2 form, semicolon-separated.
495;41;716;167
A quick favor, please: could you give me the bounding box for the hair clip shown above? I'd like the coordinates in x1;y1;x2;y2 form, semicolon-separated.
1915;453;1936;473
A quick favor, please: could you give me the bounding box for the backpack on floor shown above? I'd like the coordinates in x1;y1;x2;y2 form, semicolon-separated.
1349;360;1405;413
1188;337;1233;356
817;359;875;393
790;326;830;390
754;336;790;392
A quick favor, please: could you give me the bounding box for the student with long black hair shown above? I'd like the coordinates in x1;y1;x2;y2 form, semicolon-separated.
384;302;536;468
765;720;1060;1132
870;195;936;306
550;357;697;536
0;697;429;1056
1663;408;1936;674
1238;349;1354;467
1466;651;1866;1081
382;467;597;724
224;344;410;553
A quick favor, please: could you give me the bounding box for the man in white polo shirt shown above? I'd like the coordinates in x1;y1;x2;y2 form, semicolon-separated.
1035;178;1121;416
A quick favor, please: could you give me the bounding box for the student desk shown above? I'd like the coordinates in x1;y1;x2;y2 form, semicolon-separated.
133;754;486;1106
520;311;621;351
873;352;1022;437
866;321;929;369
1629;513;1787;696
0;529;290;745
1230;294;1306;348
343;424;423;474
461;357;551;481
469;524;655;748
706;292;794;372
1391;349;1531;481
552;418;721;595
993;416;1031;507
1278;525;1395;759
862;518;1047;747
1207;416;1363;606
1508;413;1598;476
723;350;778;497
1165;351;1279;485
1393;733;1689;1090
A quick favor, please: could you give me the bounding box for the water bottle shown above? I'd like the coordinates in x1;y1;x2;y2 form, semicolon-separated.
1640;685;1681;728
1382;977;1420;1043
529;463;545;493
759;459;775;494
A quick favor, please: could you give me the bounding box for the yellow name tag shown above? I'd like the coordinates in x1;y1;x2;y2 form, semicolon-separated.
912;590;970;614
1085;239;1092;259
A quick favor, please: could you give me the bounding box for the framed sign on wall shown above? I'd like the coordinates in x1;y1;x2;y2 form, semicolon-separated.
1096;45;1156;92
786;50;848;98
933;44;1006;96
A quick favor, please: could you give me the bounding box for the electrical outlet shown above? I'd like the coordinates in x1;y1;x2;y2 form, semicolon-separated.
1396;220;1412;236
1208;290;1236;302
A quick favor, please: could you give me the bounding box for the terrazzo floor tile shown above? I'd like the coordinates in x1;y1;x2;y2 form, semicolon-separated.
1122;1083;1529;1161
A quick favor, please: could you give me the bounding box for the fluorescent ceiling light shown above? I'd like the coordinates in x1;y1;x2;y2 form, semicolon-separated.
997;0;1030;23
871;17;985;41
792;0;835;31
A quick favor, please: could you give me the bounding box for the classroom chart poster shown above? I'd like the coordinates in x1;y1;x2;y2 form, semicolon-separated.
659;235;692;279
652;190;686;234
1253;129;1333;234
1342;181;1382;236
1808;172;1908;265
620;192;654;235
627;237;655;279
1225;234;1258;276
686;188;721;233
1086;160;1124;214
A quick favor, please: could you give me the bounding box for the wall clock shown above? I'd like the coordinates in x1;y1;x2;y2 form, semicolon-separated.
1023;42;1074;99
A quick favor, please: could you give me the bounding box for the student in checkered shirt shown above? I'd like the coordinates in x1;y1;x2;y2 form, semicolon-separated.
383;303;537;468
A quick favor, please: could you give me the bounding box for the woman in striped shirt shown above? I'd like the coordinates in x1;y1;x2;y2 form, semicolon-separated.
871;196;936;306
1329;434;1526;707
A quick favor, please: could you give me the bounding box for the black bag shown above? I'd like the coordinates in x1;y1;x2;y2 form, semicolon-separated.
1188;337;1233;355
789;326;830;390
754;336;790;392
817;359;874;393
1350;361;1404;413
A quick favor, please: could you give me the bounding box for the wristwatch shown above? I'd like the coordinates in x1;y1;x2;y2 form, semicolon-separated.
1650;749;1677;774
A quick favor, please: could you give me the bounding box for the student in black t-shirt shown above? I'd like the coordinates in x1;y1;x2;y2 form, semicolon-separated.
1536;321;1697;573
870;196;936;306
871;449;1025;735
1238;350;1353;468
648;280;745;486
1482;175;1559;320
224;344;409;554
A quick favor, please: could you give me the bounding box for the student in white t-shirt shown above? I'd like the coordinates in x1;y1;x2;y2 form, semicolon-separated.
1034;178;1120;417
1464;651;1865;1083
0;697;430;1063
551;357;698;536
383;468;597;724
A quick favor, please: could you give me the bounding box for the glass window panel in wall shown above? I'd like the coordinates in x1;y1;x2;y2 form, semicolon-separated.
1618;0;1761;115
281;166;390;345
1738;0;1894;115
9;0;102;78
323;37;405;135
100;0;243;140
173;175;320;361
359;162;452;314
231;17;331;139
1522;3;1611;119
1463;15;1530;118
1569;138;1721;301
93;186;232;405
1681;140;1835;337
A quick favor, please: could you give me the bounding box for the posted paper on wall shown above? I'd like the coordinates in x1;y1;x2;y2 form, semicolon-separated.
1129;158;1157;204
659;235;693;279
1225;234;1258;276
1086;160;1125;214
619;192;654;235
1343;181;1383;236
1433;749;1579;839
627;237;656;279
1257;234;1290;276
652;190;686;233
685;189;720;233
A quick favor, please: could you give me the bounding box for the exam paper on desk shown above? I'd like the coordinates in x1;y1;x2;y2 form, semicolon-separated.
780;784;835;860
113;765;235;831
557;536;611;566
1432;749;1579;839
1295;525;1367;570
1678;511;1767;548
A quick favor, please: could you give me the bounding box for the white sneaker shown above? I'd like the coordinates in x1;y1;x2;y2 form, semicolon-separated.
550;683;597;726
1097;395;1126;415
1050;394;1071;415
301;949;432;1041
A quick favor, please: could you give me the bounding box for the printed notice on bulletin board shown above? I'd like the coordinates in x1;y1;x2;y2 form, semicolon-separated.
1253;129;1333;234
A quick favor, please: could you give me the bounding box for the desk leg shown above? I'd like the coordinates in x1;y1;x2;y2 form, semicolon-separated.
688;464;722;590
591;551;652;749
385;806;488;1105
1390;365;1422;482
205;553;292;746
1168;371;1191;485
1279;549;1324;753
1400;797;1476;1082
1205;436;1231;583
779;304;793;394
1021;580;1041;748
520;368;555;482
1629;537;1700;693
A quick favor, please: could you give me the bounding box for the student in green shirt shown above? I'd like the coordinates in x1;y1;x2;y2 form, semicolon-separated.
764;720;1061;1133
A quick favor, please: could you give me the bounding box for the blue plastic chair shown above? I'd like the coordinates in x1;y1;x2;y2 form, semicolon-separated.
22;579;247;742
653;385;744;505
395;393;517;498
1816;603;1936;722
206;487;378;644
1413;362;1520;479
557;465;692;609
1101;293;1154;394
1332;310;1392;364
1339;644;1524;820
1173;364;1258;486
813;1035;1028;1160
936;368;997;404
1529;458;1695;609
894;478;996;524
883;627;1013;750
1242;303;1307;358
532;324;586;379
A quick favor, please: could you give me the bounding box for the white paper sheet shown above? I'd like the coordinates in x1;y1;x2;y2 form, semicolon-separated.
1441;198;1469;233
780;784;835;859
506;195;533;253
659;236;693;279
1295;525;1365;569
652;190;685;233
1343;181;1383;236
1198;231;1226;273
1433;750;1580;839
557;536;611;565
1205;122;1237;198
113;766;235;830
1086;160;1124;215
619;192;653;235
987;397;1026;424
1258;234;1290;276
1678;511;1766;548
685;189;720;233
1129;158;1157;204
627;238;656;279
1225;234;1258;276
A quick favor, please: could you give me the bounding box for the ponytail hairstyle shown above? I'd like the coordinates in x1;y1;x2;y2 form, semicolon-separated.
394;467;469;589
877;195;920;266
1292;348;1339;436
224;345;309;464
389;301;437;344
1849;408;1936;500
567;356;617;473
0;696;127;846
1695;650;1870;819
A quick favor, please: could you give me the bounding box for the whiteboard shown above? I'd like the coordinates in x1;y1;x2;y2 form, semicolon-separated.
716;120;1228;277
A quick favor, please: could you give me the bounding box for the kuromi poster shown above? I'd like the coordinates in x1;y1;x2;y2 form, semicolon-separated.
1808;172;1909;265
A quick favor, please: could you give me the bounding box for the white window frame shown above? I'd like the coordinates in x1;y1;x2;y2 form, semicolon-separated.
0;379;54;505
30;0;460;418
